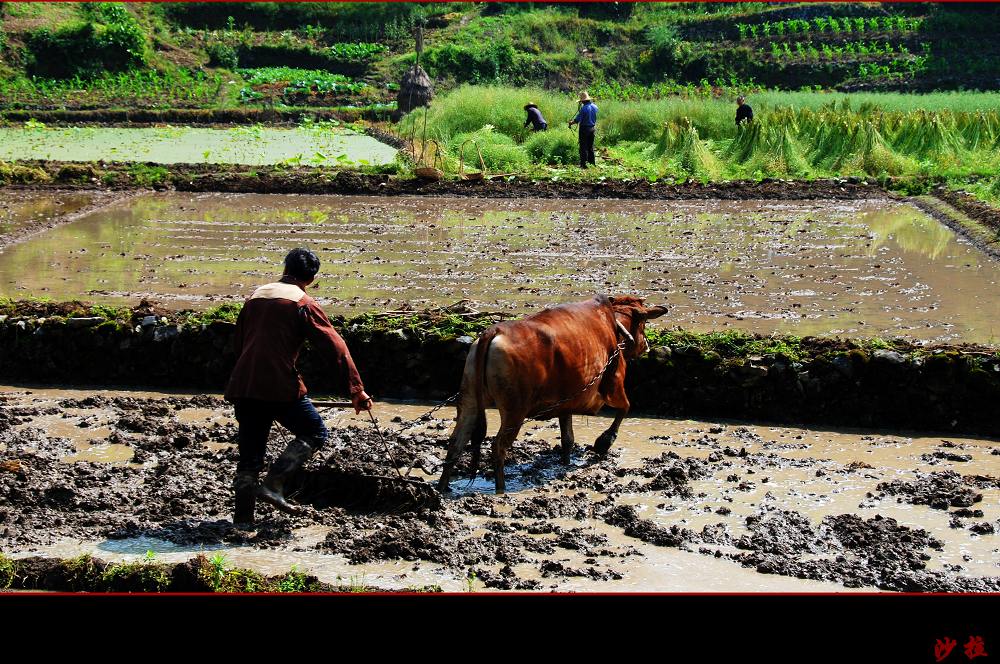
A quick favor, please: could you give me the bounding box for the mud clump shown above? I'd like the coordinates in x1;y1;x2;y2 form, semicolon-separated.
619;450;714;498
725;511;1000;592
737;509;825;557
509;492;595;520
0;394;443;549
603;504;691;547
877;471;983;510
320;513;463;566
471;566;541;591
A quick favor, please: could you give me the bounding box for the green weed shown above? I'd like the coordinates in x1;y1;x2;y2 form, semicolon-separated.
127;163;169;187
88;304;131;321
278;565;309;593
100;558;171;592
0;554;15;590
202;552;229;591
63;554;102;591
183;303;242;326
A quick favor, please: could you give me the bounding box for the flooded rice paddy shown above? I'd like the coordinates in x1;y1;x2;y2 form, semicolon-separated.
0;191;99;237
2;387;998;592
2;189;999;591
0;126;397;166
1;192;998;343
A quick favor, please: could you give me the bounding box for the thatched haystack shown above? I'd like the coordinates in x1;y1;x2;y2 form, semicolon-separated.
397;65;434;114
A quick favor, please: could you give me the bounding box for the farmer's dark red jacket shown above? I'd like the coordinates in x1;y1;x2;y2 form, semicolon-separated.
224;281;365;402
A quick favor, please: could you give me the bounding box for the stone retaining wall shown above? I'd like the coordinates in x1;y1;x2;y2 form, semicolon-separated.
2;314;998;436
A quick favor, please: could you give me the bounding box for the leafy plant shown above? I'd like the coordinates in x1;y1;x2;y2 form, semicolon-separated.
279;566;309;593
206;42;238;69
205;553;228;591
0;554;15;590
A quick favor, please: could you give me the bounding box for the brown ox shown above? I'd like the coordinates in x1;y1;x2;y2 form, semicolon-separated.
437;295;667;494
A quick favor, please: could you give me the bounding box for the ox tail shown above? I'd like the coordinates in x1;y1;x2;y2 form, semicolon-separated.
468;326;499;483
474;326;499;414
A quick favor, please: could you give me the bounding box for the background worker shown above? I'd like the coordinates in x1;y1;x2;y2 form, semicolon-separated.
736;95;754;126
524;102;548;131
224;247;372;525
568;91;598;168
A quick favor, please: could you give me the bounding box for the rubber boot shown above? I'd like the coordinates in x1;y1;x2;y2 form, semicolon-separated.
256;438;315;515
232;470;258;527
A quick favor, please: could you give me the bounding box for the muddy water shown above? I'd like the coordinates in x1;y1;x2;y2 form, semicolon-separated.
0;127;396;166
5;386;998;592
0;190;99;238
1;193;997;343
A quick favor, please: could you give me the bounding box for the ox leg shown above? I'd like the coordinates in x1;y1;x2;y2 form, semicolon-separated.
594;409;628;455
467;412;487;479
438;401;483;492
493;416;524;495
558;414;575;464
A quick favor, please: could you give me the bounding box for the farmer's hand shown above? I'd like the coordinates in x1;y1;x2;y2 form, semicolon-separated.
352;390;373;414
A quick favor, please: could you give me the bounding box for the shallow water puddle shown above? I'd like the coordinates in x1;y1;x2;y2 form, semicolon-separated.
0;127;396;166
0;190;100;238
4;386;997;591
1;193;997;343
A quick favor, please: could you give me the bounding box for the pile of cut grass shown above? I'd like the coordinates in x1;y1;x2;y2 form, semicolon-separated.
398;86;1000;180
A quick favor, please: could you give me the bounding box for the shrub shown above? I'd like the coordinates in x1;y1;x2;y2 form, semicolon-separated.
416;40;534;85
448;126;530;173
128;164;169;186
524;127;578;165
206;42;239;69
26;8;147;79
602;106;661;143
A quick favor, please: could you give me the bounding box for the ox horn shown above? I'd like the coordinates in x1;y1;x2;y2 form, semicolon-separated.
615;320;635;344
644;305;669;320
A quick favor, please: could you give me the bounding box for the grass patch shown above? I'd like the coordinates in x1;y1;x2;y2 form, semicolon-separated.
127;163;169;186
278;566;309;593
100;557;171;592
960;176;1000;208
63;553;102;591
216;567;267;593
0;161;50;184
183;303;242;326
647;328;807;362
87;303;131;320
447;125;530;173
0;554;15;590
524;126;579;166
397;86;1000;181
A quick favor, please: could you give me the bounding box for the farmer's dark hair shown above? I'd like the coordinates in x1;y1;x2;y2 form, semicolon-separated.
283;248;320;282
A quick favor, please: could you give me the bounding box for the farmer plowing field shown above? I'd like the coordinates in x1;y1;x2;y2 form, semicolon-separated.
224;248;373;525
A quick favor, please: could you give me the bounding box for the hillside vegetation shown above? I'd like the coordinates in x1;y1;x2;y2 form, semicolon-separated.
1;2;999;114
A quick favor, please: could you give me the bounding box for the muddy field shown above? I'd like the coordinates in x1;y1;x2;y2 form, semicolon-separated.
1;192;998;343
2;387;998;592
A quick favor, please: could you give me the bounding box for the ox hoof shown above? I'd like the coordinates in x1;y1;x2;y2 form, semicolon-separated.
593;434;616;455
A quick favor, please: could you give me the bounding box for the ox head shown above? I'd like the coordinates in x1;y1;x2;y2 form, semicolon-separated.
609;295;668;359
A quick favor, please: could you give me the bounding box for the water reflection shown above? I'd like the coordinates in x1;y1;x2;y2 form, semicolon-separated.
0;193;997;343
0;127;396;166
